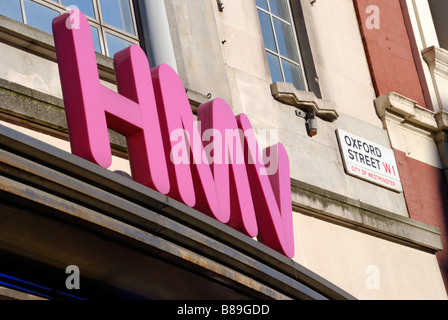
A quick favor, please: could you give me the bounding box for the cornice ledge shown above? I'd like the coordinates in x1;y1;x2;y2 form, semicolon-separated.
290;178;443;253
422;46;448;78
375;92;438;131
435;110;448;131
270;82;339;122
0;14;115;83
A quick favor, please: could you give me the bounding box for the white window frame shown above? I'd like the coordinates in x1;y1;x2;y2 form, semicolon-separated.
15;0;140;57
257;0;308;91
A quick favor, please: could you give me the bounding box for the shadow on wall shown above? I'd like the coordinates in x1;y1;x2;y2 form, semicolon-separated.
394;149;448;293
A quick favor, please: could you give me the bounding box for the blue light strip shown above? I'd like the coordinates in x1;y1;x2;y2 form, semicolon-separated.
0;280;52;299
0;273;86;300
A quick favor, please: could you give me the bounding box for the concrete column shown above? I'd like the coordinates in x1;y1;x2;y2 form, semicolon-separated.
435;111;448;182
423;46;448;112
136;0;178;72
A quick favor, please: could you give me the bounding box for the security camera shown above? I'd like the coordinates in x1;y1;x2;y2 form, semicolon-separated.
306;110;317;137
295;109;317;137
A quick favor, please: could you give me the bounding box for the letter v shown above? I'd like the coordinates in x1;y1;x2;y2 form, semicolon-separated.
237;114;295;258
198;98;258;237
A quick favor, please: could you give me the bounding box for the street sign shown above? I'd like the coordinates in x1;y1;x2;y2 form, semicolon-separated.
336;129;402;192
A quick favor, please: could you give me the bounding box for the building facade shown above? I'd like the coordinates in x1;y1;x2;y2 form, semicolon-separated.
0;0;446;300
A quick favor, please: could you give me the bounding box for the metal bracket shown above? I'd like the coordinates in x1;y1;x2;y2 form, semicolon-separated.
295;109;317;137
217;0;224;12
270;82;339;123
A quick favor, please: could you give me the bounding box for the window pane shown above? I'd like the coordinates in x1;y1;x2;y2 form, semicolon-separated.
266;52;283;83
282;59;305;90
256;0;268;11
273;17;299;62
106;32;132;57
268;0;290;21
23;0;59;34
91;26;101;53
99;0;135;34
258;10;277;53
61;0;95;18
0;0;23;22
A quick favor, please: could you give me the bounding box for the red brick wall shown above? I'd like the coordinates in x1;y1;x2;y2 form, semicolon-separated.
395;150;448;291
353;0;428;108
353;0;447;292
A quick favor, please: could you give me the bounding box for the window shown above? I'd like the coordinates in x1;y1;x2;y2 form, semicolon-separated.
0;0;139;57
256;0;307;91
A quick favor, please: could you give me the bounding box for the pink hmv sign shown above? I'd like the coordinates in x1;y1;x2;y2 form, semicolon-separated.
52;10;295;258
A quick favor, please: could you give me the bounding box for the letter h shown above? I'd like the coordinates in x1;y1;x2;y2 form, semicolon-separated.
52;10;169;194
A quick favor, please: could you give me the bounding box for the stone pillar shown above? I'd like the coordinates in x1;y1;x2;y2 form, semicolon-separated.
135;0;178;72
435;111;448;181
423;46;448;112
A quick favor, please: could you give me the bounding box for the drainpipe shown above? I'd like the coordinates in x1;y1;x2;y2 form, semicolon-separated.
135;0;178;72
